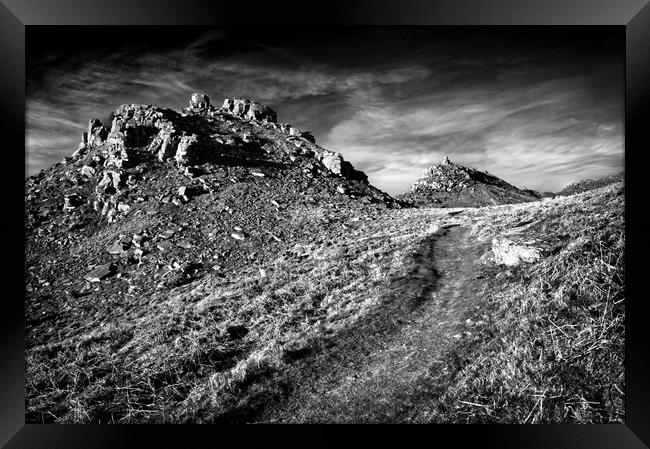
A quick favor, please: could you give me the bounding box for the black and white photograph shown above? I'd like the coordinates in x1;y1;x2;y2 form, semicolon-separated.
24;25;626;424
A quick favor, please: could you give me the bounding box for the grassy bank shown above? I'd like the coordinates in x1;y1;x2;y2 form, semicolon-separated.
412;183;625;423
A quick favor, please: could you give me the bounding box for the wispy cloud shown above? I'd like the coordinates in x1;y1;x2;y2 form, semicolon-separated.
322;73;623;193
26;28;623;194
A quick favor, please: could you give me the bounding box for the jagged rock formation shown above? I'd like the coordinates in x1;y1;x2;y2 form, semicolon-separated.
34;96;376;226
397;157;541;208
220;97;277;122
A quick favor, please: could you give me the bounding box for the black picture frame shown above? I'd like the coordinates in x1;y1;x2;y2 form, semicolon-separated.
2;0;649;447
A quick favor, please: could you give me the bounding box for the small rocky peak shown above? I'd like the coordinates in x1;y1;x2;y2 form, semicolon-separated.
220;97;277;123
183;93;212;114
399;155;542;207
190;93;210;109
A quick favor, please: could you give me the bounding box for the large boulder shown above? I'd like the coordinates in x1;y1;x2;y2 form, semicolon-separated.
316;150;368;182
489;236;544;266
320;151;345;176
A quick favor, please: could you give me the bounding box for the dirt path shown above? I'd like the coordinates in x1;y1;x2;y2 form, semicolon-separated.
255;223;494;423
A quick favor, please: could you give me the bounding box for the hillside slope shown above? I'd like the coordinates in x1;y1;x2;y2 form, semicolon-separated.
25;96;624;424
25;94;397;345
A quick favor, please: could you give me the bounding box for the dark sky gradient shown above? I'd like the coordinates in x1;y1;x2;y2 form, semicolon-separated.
26;27;624;194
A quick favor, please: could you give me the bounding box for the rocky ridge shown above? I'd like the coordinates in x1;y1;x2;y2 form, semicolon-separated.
397;156;541;208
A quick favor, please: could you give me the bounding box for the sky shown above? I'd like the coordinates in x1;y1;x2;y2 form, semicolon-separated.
26;27;624;195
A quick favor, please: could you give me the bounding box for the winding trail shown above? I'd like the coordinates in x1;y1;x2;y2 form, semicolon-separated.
255;223;494;423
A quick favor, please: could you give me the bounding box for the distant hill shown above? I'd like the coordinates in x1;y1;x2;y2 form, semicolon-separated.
556;172;624;196
396;156;541;207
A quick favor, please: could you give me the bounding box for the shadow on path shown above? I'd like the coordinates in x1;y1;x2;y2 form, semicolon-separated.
244;224;493;423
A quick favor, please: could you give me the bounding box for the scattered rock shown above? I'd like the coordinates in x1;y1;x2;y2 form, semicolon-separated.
117;203;131;213
178;186;191;202
80;165;96;177
159;229;176;240
157;241;174;252
84;263;116;282
132;233;147;247
63;193;82;212
106;241;127;255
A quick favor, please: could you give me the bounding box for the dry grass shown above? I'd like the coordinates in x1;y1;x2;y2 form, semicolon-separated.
411;183;625;423
25;209;442;423
25;184;624;423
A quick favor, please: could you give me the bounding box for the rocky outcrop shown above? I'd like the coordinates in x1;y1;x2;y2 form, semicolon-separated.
174;134;202;166
398;156;541;208
188;93;211;112
47;94;381;225
72;119;108;158
316;150;367;182
87;118;108;147
283;124;316;144
221;98;277;122
25;92;398;326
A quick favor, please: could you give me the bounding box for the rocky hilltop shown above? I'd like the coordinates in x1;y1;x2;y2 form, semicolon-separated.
397;156;541;208
42;94;379;224
25;93;398;346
